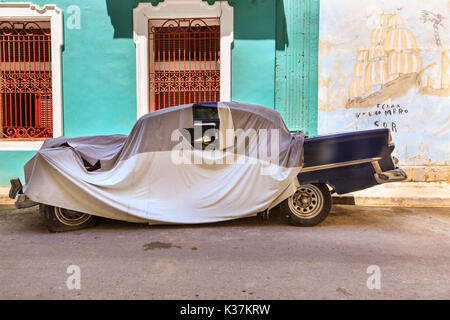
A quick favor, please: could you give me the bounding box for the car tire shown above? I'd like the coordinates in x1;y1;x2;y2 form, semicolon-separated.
39;204;99;232
279;183;331;227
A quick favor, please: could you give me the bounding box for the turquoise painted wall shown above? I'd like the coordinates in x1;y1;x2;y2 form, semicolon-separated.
0;151;36;185
231;0;276;108
0;0;280;185
275;0;319;136
0;0;140;135
0;0;140;184
0;0;319;185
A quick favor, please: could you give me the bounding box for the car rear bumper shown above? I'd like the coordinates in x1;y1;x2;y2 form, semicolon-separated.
374;168;408;184
371;155;407;184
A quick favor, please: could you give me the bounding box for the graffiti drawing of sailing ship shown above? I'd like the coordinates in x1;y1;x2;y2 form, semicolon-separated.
345;13;445;109
419;10;450;97
420;51;450;96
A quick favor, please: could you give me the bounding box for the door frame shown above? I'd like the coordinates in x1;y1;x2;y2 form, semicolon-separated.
133;0;233;118
0;3;63;150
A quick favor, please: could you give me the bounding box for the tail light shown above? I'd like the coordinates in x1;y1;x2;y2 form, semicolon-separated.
388;131;393;144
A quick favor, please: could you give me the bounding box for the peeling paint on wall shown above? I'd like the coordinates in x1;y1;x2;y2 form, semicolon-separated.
318;0;450;165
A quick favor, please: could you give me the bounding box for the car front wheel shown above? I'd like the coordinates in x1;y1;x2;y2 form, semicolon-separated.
279;183;331;227
39;204;99;232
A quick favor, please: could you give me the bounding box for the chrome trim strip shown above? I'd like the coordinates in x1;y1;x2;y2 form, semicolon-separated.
392;156;399;165
14;194;38;209
300;157;382;173
371;160;382;174
374;168;407;184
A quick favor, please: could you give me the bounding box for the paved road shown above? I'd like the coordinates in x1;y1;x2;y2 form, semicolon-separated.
0;204;449;299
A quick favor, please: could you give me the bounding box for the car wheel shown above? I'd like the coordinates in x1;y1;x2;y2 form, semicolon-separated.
39;204;99;232
279;183;331;227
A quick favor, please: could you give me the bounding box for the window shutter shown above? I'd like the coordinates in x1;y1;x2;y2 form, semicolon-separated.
275;0;319;136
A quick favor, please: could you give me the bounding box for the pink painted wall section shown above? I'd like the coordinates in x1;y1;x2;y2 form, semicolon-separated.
318;0;450;166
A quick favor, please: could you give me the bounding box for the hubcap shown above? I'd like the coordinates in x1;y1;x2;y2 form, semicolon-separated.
54;207;91;227
288;184;324;219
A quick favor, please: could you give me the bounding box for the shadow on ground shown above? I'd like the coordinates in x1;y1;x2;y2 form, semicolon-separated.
2;203;447;235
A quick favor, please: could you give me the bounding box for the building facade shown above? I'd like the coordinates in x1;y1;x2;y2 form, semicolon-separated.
0;0;319;185
318;0;450;182
0;0;448;186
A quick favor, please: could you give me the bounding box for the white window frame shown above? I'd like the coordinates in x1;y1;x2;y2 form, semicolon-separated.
133;0;233;118
0;2;63;151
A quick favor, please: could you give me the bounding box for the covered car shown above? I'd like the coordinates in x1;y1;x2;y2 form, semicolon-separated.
16;102;305;231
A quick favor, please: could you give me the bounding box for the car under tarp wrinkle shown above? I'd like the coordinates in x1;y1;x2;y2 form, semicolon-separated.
22;102;305;224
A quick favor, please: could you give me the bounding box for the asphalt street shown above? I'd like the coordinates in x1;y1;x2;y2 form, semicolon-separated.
0;204;449;299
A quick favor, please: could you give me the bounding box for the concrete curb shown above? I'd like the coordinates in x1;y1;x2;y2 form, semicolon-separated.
332;195;450;207
332;182;450;207
0;187;13;205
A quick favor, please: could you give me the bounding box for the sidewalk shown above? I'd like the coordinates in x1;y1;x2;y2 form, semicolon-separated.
1;183;450;207
0;187;12;205
332;182;450;207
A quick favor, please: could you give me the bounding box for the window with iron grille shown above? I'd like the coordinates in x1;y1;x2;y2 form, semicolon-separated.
0;20;53;139
148;18;220;111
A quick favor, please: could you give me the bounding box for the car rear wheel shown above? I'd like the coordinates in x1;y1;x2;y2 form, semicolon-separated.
39;204;99;232
279;183;331;227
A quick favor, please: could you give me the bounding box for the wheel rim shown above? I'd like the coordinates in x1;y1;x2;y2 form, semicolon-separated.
288;184;324;219
54;207;91;227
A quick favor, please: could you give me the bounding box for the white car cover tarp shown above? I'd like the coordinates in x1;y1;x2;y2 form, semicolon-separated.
23;102;305;224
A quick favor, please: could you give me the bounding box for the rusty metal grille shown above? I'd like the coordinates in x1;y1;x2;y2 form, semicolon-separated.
149;18;220;111
0;21;53;139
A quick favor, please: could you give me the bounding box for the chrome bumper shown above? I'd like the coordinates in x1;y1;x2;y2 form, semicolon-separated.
371;157;407;184
9;178;38;209
14;193;38;209
374;168;408;184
